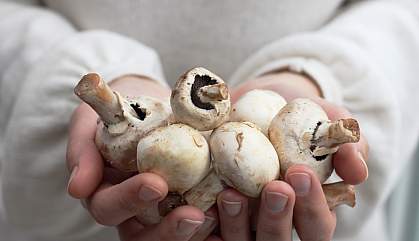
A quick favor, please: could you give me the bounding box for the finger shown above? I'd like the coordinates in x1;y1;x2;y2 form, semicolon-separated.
67;103;103;198
190;207;219;241
204;236;224;241
87;172;168;226
312;98;369;184
118;206;205;241
157;206;205;240
333;134;369;184
118;218;145;241
152;206;206;241
103;167;137;185
256;181;295;241
285;165;336;241
217;189;251;241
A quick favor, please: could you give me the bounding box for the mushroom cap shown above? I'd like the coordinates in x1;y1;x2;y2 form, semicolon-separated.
268;98;333;183
230;89;287;135
137;123;211;194
210;122;280;197
96;95;171;171
170;67;231;131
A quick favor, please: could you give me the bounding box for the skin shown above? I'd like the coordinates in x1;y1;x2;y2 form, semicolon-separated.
67;72;368;241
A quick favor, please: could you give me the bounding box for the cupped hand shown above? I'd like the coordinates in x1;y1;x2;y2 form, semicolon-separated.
66;75;215;240
200;176;335;241
226;71;369;241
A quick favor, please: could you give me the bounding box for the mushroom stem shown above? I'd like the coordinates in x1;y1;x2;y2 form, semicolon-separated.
198;83;229;102
74;73;125;124
184;170;225;211
323;182;356;210
311;119;360;156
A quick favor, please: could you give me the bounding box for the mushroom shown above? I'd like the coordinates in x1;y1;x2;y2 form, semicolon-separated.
269;98;360;207
211;122;280;197
230;89;287;135
170;67;231;131
136;123;212;223
168;99;358;215
74;73;171;171
183;121;280;212
137;123;211;194
185;119;356;211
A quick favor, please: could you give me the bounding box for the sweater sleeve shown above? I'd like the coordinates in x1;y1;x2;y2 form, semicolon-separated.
230;0;419;239
0;1;166;240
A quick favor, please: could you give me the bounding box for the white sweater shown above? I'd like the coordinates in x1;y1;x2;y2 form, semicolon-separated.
0;0;418;240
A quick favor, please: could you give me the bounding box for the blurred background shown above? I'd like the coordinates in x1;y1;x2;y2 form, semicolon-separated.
388;145;419;241
1;0;419;241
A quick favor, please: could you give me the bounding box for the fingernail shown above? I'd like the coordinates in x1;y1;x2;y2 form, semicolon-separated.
266;192;288;212
177;219;203;236
138;185;162;202
222;200;242;217
288;173;311;197
358;151;369;180
67;166;79;191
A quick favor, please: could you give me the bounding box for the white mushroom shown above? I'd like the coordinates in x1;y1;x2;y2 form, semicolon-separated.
137;123;211;194
269;98;359;207
74;73;171;171
269;98;360;182
230;89;287;135
183;122;279;212
170;67;231;131
211;122;280;197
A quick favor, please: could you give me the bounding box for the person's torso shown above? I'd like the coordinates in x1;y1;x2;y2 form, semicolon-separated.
44;0;343;83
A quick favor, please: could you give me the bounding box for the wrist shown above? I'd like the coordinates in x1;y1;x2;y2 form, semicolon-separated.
232;71;322;102
109;74;170;100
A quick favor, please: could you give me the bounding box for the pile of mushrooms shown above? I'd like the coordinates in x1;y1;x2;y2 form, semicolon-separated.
75;67;360;224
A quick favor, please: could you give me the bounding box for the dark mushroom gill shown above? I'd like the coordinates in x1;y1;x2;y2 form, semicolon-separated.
130;103;147;120
191;75;217;110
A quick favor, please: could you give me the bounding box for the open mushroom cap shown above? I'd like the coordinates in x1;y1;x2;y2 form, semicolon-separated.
96;95;172;171
268;98;333;182
230;89;287;135
210;122;280;197
137;123;211;194
75;73;172;172
170;67;231;131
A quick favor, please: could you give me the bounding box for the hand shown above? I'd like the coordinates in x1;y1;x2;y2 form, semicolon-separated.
227;72;369;241
204;181;295;241
202;170;347;241
66;75;215;240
